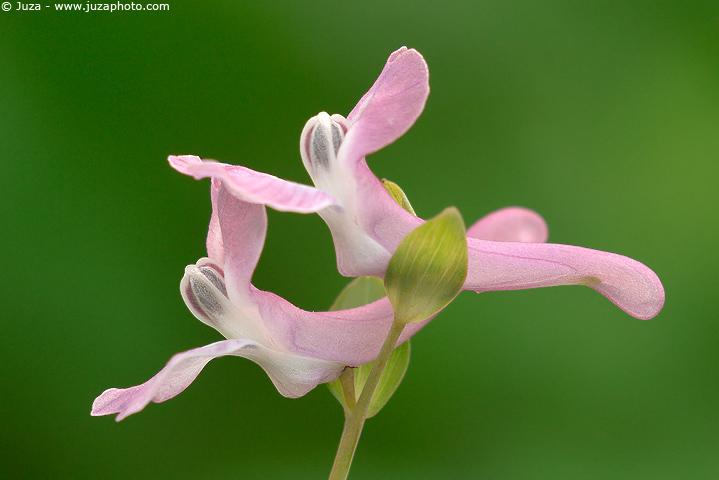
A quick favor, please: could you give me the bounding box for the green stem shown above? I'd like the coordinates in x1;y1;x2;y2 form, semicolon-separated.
328;407;366;480
328;321;405;480
339;369;356;411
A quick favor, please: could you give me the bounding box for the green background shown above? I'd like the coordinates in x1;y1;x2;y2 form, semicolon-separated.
2;1;718;478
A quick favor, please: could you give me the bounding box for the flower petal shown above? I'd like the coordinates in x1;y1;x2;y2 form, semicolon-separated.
206;179;225;263
169;155;335;213
91;339;343;421
465;239;665;319
467;207;549;242
252;290;425;366
314;159;421;277
214;185;267;303
342;47;430;161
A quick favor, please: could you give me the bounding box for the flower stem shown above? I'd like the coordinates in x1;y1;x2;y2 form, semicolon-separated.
339;369;356;411
328;321;405;480
328;407;366;480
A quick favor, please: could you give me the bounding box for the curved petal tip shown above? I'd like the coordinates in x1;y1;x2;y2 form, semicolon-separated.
168;154;206;179
466;240;665;321
343;46;429;158
596;259;665;320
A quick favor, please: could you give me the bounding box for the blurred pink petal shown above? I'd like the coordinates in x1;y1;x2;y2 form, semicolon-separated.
468;207;548;243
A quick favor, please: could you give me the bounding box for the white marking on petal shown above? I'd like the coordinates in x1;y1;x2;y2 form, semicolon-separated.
180;260;269;344
300;113;391;275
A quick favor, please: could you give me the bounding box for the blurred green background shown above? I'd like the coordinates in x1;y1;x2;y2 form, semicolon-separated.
2;0;718;478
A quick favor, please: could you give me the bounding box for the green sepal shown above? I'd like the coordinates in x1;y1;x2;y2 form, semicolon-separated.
330;276;386;311
384;207;468;324
382;179;416;215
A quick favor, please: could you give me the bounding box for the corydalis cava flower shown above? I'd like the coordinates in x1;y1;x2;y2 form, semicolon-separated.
92;45;664;423
300;47;665;320
91;169;544;420
179;46;664;319
91;182;342;420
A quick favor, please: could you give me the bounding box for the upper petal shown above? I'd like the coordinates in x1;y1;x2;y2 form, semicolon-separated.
91;339;343;421
465;239;665;320
169;155;335;213
342;47;429;162
214;185;267;301
172;178;273;344
467;207;549;242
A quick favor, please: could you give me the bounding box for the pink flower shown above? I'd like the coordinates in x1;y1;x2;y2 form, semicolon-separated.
175;47;664;320
92;46;664;422
91;168;542;420
299;47;664;320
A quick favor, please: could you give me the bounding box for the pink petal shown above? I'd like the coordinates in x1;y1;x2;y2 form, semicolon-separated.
313;158;420;277
91;339;343;421
214;185;267;302
342;47;430;161
168;155;335;213
465;239;665;320
467;207;549;242
252;289;424;366
354;163;423;254
206;179;224;263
